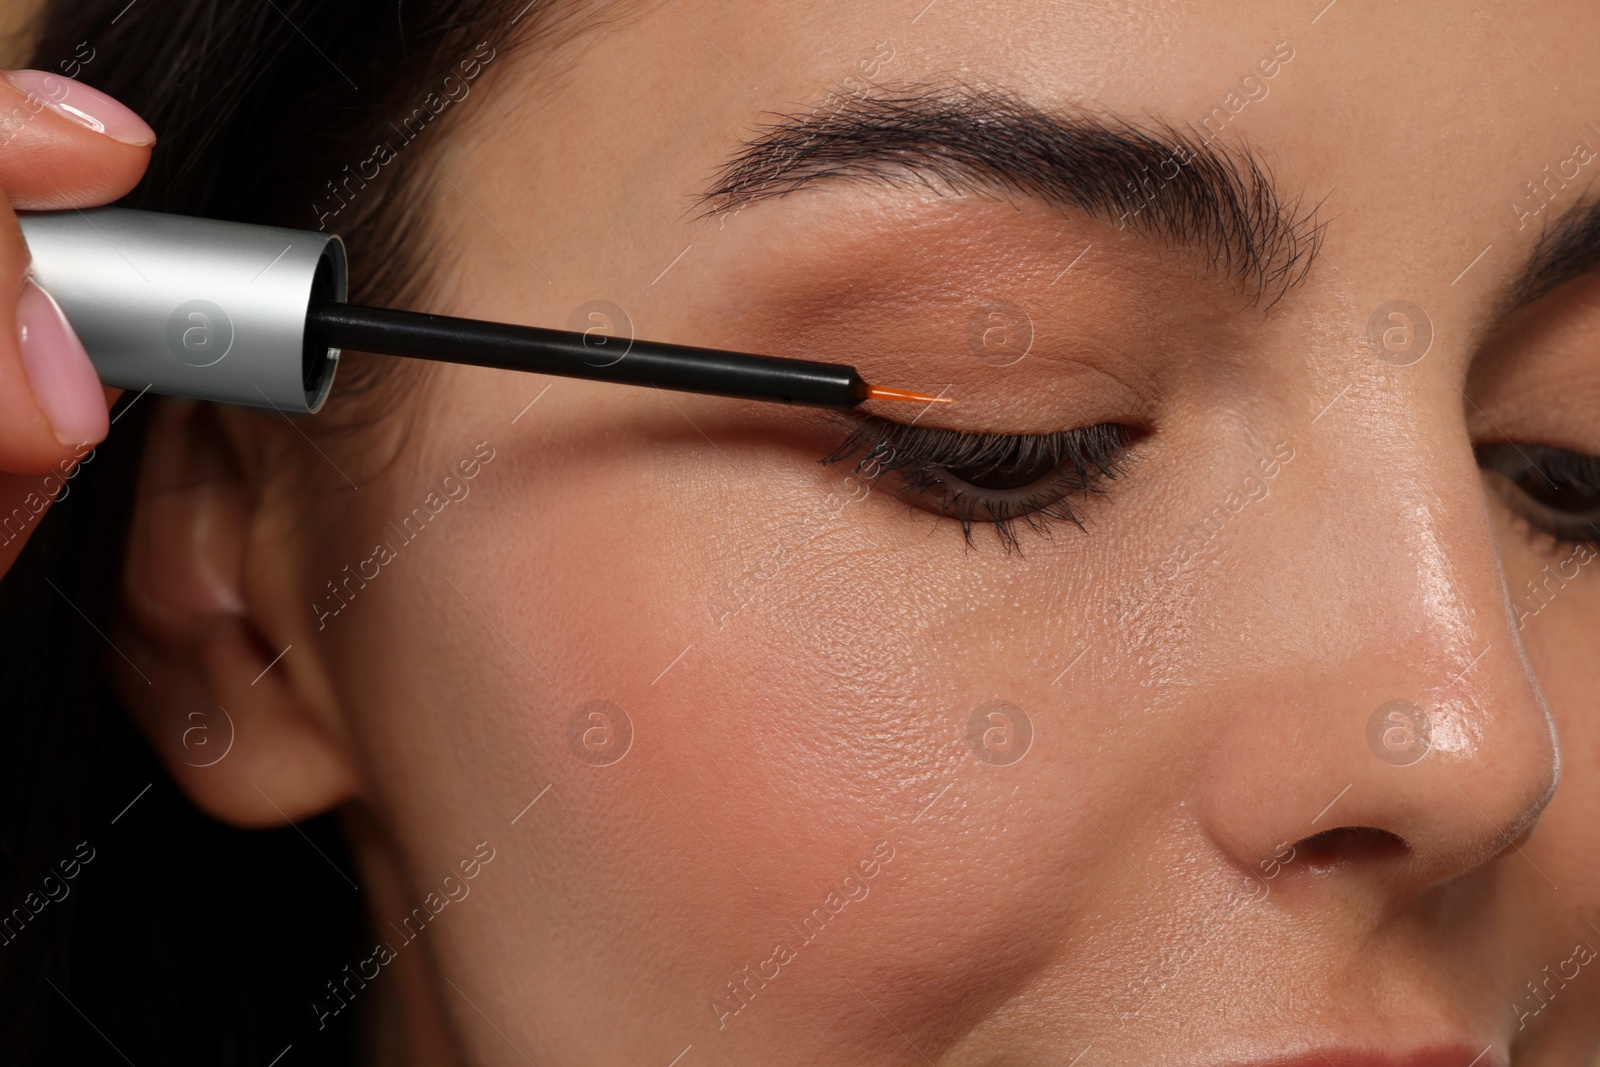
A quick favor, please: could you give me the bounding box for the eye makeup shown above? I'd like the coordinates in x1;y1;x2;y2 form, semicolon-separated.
821;413;1136;550
1477;442;1600;549
841;428;1600;554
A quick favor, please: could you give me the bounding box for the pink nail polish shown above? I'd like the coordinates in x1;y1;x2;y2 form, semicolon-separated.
17;280;108;447
4;69;156;147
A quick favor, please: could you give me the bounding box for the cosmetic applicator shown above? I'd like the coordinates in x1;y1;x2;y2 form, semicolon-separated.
17;207;953;414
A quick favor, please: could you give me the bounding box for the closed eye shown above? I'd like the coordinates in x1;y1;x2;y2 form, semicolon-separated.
820;414;1136;552
1477;441;1600;550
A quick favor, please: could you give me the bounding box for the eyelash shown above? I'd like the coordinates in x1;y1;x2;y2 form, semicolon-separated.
1476;442;1600;551
819;415;1135;551
819;420;1600;555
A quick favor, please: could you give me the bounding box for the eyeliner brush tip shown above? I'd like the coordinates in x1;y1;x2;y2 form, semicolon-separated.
862;384;954;405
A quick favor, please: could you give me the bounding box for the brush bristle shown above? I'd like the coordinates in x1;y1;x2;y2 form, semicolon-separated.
863;384;955;405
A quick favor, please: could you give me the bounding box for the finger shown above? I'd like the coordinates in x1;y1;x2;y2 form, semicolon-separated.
0;69;152;477
0;70;151;574
0;69;155;209
0;258;117;473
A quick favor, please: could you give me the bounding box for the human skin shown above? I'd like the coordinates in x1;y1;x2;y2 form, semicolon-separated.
0;66;142;570
112;1;1600;1064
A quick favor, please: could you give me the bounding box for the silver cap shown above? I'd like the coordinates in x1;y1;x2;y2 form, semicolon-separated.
17;207;347;413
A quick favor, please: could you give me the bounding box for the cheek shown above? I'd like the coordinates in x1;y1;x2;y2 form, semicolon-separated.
504;425;955;889
335;392;1131;1048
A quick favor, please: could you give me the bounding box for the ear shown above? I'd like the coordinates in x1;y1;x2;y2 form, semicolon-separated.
115;400;361;827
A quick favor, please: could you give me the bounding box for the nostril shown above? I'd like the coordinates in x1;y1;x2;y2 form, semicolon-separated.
1292;825;1410;868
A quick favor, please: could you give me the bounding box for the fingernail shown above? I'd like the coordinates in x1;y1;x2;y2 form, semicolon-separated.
17;280;108;447
4;69;156;147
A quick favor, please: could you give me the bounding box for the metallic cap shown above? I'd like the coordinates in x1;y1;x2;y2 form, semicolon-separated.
17;207;347;413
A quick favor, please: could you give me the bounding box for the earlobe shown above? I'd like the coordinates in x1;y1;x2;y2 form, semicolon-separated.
116;400;361;827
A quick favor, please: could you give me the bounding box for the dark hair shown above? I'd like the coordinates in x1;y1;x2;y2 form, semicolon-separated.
0;1;591;1061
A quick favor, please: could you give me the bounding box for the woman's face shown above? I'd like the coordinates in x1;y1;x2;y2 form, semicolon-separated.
125;0;1600;1063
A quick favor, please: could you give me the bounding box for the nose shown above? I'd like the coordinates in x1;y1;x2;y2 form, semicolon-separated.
1192;429;1560;896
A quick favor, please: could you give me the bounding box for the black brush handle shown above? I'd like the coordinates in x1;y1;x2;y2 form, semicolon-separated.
308;302;869;409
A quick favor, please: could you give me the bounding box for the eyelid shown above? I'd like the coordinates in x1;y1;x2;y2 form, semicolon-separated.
820;411;1135;551
1477;441;1600;551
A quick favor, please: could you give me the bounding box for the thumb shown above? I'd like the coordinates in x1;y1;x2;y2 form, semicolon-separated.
0;68;155;572
0;69;155;472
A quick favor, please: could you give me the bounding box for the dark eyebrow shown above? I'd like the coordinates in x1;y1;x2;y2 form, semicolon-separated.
1507;196;1600;313
696;84;1324;306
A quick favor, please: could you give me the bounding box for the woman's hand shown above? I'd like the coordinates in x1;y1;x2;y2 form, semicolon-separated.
0;69;154;574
